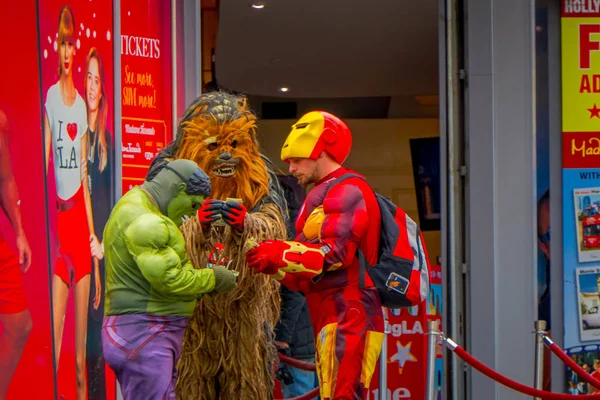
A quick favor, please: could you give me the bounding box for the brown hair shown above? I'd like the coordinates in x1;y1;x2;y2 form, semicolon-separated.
84;48;108;172
57;5;75;76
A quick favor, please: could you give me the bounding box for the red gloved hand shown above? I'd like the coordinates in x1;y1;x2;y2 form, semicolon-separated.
245;240;288;275
221;200;247;230
197;199;224;227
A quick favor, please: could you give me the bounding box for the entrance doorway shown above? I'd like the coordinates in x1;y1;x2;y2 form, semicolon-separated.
201;0;452;398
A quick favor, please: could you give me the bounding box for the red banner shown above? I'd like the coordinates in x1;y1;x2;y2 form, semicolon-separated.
562;0;600;17
121;0;173;194
563;131;600;168
368;265;443;399
0;1;174;398
0;3;55;399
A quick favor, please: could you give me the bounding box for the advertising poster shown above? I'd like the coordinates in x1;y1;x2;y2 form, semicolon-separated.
367;265;443;399
0;3;55;399
37;0;116;398
120;0;173;195
562;0;600;394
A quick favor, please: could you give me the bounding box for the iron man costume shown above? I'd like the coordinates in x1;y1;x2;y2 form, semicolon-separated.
246;111;384;400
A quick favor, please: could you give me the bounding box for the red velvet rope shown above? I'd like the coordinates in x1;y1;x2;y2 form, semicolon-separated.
452;345;600;399
276;333;600;399
546;342;600;391
277;353;317;372
275;387;321;400
274;354;320;399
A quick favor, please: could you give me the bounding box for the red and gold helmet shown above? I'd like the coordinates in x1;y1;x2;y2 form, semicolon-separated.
280;111;352;164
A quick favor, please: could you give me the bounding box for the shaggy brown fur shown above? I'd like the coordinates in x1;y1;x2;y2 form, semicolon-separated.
147;92;287;400
174;97;269;208
178;205;285;399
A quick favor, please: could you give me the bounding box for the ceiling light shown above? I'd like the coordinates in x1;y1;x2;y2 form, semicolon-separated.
251;3;265;9
279;87;289;93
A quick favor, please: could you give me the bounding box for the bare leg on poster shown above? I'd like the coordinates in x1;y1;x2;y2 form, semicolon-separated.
52;276;70;369
0;310;32;400
75;274;90;400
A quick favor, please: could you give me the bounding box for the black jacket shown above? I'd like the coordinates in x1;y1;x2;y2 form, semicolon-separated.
274;175;315;360
275;286;316;360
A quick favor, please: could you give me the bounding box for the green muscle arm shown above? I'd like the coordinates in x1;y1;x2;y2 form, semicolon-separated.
125;213;215;300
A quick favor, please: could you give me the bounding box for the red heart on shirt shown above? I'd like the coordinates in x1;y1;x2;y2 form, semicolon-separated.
66;123;78;141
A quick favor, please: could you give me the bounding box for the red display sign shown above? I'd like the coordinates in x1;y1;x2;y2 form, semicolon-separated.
563;131;600;169
120;0;173;194
368;265;443;400
562;0;600;17
0;2;174;398
0;3;55;399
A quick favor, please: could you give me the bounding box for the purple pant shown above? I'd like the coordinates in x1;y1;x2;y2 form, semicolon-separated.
101;314;189;400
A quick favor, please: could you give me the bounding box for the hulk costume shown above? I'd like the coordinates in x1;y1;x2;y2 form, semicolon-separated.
101;159;238;400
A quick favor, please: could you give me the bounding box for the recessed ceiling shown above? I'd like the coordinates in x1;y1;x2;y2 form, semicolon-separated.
215;0;440;99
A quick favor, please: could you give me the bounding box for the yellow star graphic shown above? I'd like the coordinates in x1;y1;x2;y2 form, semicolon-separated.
388;340;418;375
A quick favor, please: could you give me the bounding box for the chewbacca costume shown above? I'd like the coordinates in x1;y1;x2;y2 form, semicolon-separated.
146;91;288;400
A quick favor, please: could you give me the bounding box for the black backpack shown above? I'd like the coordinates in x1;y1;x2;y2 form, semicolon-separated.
324;174;431;308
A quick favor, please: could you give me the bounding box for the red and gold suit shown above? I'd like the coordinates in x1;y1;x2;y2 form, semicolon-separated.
246;111;384;400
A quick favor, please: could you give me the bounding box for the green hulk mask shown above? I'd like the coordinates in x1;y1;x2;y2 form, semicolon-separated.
103;157;238;319
167;191;205;227
141;159;211;227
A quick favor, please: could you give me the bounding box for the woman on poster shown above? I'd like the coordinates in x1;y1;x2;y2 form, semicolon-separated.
43;5;101;399
83;47;112;398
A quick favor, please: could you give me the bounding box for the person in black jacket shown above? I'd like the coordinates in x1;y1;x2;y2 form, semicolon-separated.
275;174;319;400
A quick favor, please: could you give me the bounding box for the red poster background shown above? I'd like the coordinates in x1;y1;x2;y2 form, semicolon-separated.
367;265;443;400
37;0;116;398
121;0;173;194
563;131;600;169
0;3;54;399
562;0;600;17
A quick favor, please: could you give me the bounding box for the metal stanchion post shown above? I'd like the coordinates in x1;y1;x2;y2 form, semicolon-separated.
533;320;547;400
425;320;439;400
379;308;390;400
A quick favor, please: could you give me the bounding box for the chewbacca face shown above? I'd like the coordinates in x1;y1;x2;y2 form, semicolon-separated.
204;130;255;179
174;92;270;208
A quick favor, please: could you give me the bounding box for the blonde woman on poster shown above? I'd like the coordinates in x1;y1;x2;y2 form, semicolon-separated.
43;5;100;399
84;47;112;398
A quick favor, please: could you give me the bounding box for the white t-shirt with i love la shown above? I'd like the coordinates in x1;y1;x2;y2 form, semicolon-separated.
45;83;88;201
